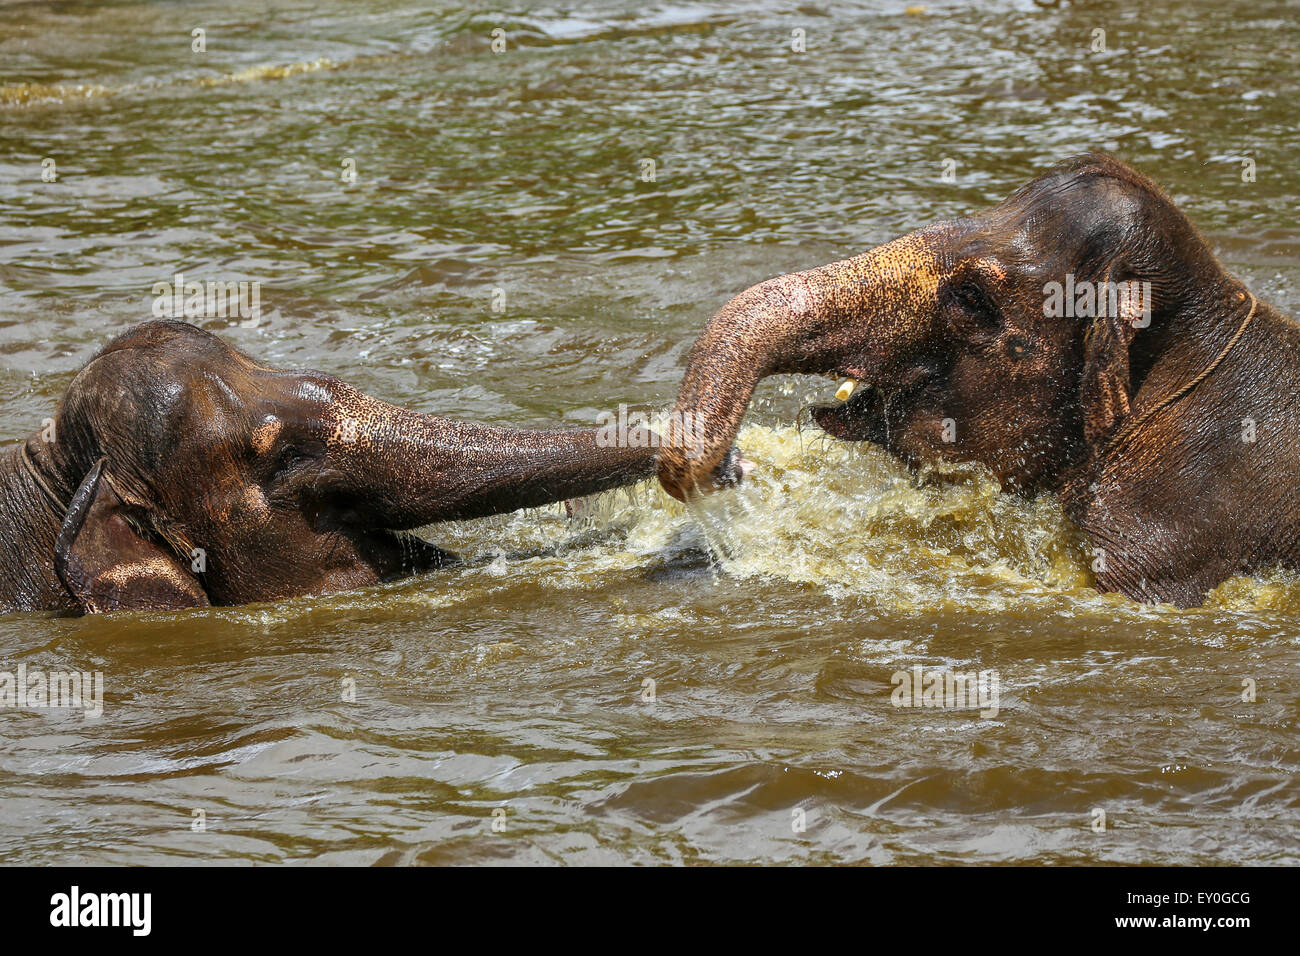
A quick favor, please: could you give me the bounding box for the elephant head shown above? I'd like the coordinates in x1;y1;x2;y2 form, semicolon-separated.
37;320;656;612
658;154;1236;501
656;153;1298;606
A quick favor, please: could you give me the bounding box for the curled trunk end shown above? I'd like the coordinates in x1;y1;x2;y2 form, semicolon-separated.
657;231;944;500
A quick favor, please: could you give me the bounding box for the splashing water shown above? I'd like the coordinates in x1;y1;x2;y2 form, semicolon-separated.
431;423;1300;619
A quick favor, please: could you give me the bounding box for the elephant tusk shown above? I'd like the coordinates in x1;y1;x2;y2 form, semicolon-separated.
835;378;859;402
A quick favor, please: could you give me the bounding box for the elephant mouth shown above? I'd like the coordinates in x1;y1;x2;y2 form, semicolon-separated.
810;367;936;447
811;382;886;443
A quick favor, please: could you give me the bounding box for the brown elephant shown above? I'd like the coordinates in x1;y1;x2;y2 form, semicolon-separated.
0;320;655;614
657;154;1298;608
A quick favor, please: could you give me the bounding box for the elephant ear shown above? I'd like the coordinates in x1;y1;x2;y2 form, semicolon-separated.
54;459;209;613
1078;278;1149;453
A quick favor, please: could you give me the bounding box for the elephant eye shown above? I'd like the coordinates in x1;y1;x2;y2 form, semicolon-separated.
950;280;999;324
279;445;308;467
268;440;322;484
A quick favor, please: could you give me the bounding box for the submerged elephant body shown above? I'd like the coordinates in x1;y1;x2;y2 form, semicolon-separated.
0;320;656;614
659;154;1300;607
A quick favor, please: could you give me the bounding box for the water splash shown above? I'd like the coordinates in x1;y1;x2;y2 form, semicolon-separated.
423;423;1300;618
0;81;112;107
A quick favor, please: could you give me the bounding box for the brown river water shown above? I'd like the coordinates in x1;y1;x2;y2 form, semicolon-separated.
1;0;1297;865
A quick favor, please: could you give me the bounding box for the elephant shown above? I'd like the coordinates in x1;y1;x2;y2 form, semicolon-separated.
656;153;1298;608
0;320;656;614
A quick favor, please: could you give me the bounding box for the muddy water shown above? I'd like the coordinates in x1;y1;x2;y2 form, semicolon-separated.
1;0;1298;865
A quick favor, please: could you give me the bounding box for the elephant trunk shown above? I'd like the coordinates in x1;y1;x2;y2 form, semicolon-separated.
322;389;658;528
657;230;944;500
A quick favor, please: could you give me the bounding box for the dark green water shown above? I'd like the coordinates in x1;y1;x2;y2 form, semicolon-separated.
0;0;1297;864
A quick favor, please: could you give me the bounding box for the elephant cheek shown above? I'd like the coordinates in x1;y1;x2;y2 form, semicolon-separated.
810;386;886;442
213;485;275;534
811;403;871;441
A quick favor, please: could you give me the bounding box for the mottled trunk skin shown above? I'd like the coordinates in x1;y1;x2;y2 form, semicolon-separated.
658;229;946;500
322;384;659;527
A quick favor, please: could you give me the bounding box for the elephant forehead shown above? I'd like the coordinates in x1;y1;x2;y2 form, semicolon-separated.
971;257;1007;281
835;231;945;305
250;415;283;453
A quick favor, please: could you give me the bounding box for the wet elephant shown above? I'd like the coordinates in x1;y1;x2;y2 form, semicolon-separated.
657;154;1298;607
0;320;655;613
